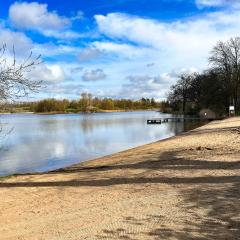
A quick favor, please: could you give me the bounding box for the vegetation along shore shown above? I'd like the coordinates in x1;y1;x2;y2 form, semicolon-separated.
0;94;160;114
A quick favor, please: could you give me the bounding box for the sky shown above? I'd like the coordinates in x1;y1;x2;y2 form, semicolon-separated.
1;0;240;101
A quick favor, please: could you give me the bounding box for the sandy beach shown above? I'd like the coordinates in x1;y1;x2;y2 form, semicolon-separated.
0;117;239;240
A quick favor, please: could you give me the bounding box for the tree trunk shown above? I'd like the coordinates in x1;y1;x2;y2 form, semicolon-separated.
182;99;186;116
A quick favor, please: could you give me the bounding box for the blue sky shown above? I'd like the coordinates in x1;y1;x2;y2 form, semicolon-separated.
0;0;240;100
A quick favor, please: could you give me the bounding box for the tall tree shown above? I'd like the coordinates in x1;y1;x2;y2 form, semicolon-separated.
209;37;240;111
196;71;228;114
168;73;196;115
79;92;94;112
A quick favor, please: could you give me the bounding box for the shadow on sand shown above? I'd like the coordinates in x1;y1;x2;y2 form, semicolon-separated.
1;148;239;239
96;181;240;240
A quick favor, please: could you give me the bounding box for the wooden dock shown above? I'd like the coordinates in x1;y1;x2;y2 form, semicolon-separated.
147;117;201;124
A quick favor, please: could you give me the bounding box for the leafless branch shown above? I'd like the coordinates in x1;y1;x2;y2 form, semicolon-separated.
0;44;42;103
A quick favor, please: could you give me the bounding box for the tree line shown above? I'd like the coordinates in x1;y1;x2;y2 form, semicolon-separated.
167;37;240;116
4;94;159;113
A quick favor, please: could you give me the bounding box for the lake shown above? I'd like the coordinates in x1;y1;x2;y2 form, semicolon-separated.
0;111;200;176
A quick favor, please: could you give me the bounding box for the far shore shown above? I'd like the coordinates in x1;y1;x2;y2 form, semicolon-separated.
0;108;160;115
0;117;239;239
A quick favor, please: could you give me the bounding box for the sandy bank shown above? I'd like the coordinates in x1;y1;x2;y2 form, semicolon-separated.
0;117;240;240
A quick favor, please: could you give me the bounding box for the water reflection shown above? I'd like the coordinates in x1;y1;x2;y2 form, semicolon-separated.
0;112;199;176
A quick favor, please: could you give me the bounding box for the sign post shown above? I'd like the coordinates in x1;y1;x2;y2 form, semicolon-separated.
229;106;235;117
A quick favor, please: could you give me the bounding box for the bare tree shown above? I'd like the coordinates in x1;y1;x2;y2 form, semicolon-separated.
209;37;240;110
0;44;42;138
0;44;42;103
168;73;197;115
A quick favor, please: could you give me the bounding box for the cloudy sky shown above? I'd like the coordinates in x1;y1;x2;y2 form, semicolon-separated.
1;0;240;100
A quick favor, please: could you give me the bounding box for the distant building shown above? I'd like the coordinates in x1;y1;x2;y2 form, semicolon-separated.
199;109;217;120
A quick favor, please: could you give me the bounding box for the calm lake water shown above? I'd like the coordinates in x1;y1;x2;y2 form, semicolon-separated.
0;111;199;176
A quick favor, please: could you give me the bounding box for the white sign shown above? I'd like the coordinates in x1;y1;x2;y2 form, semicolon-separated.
229;106;235;111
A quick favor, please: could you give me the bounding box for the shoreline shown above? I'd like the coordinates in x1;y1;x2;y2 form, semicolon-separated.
51;122;203;174
0;120;204;179
0;117;239;239
0;109;160;115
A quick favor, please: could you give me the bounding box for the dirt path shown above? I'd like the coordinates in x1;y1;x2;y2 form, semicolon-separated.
0;117;240;240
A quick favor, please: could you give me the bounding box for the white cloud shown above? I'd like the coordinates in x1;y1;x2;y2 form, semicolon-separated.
78;48;102;61
47;65;68;82
71;11;84;21
95;11;240;71
196;0;226;7
195;0;240;8
70;66;84;73
25;62;89;99
82;69;107;81
146;63;155;67
0;27;33;55
33;43;80;58
120;73;176;100
28;64;69;84
9;2;70;30
41;30;81;39
92;41;154;59
9;2;80;39
44;83;85;97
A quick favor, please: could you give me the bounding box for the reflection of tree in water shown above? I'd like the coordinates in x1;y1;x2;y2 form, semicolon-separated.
167;120;203;135
0;119;13;149
167;120;183;135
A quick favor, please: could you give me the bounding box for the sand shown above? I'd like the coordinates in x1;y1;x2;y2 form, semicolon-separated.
0;117;239;240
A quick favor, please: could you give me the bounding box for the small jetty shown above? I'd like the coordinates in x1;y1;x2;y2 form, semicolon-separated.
147;117;201;124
